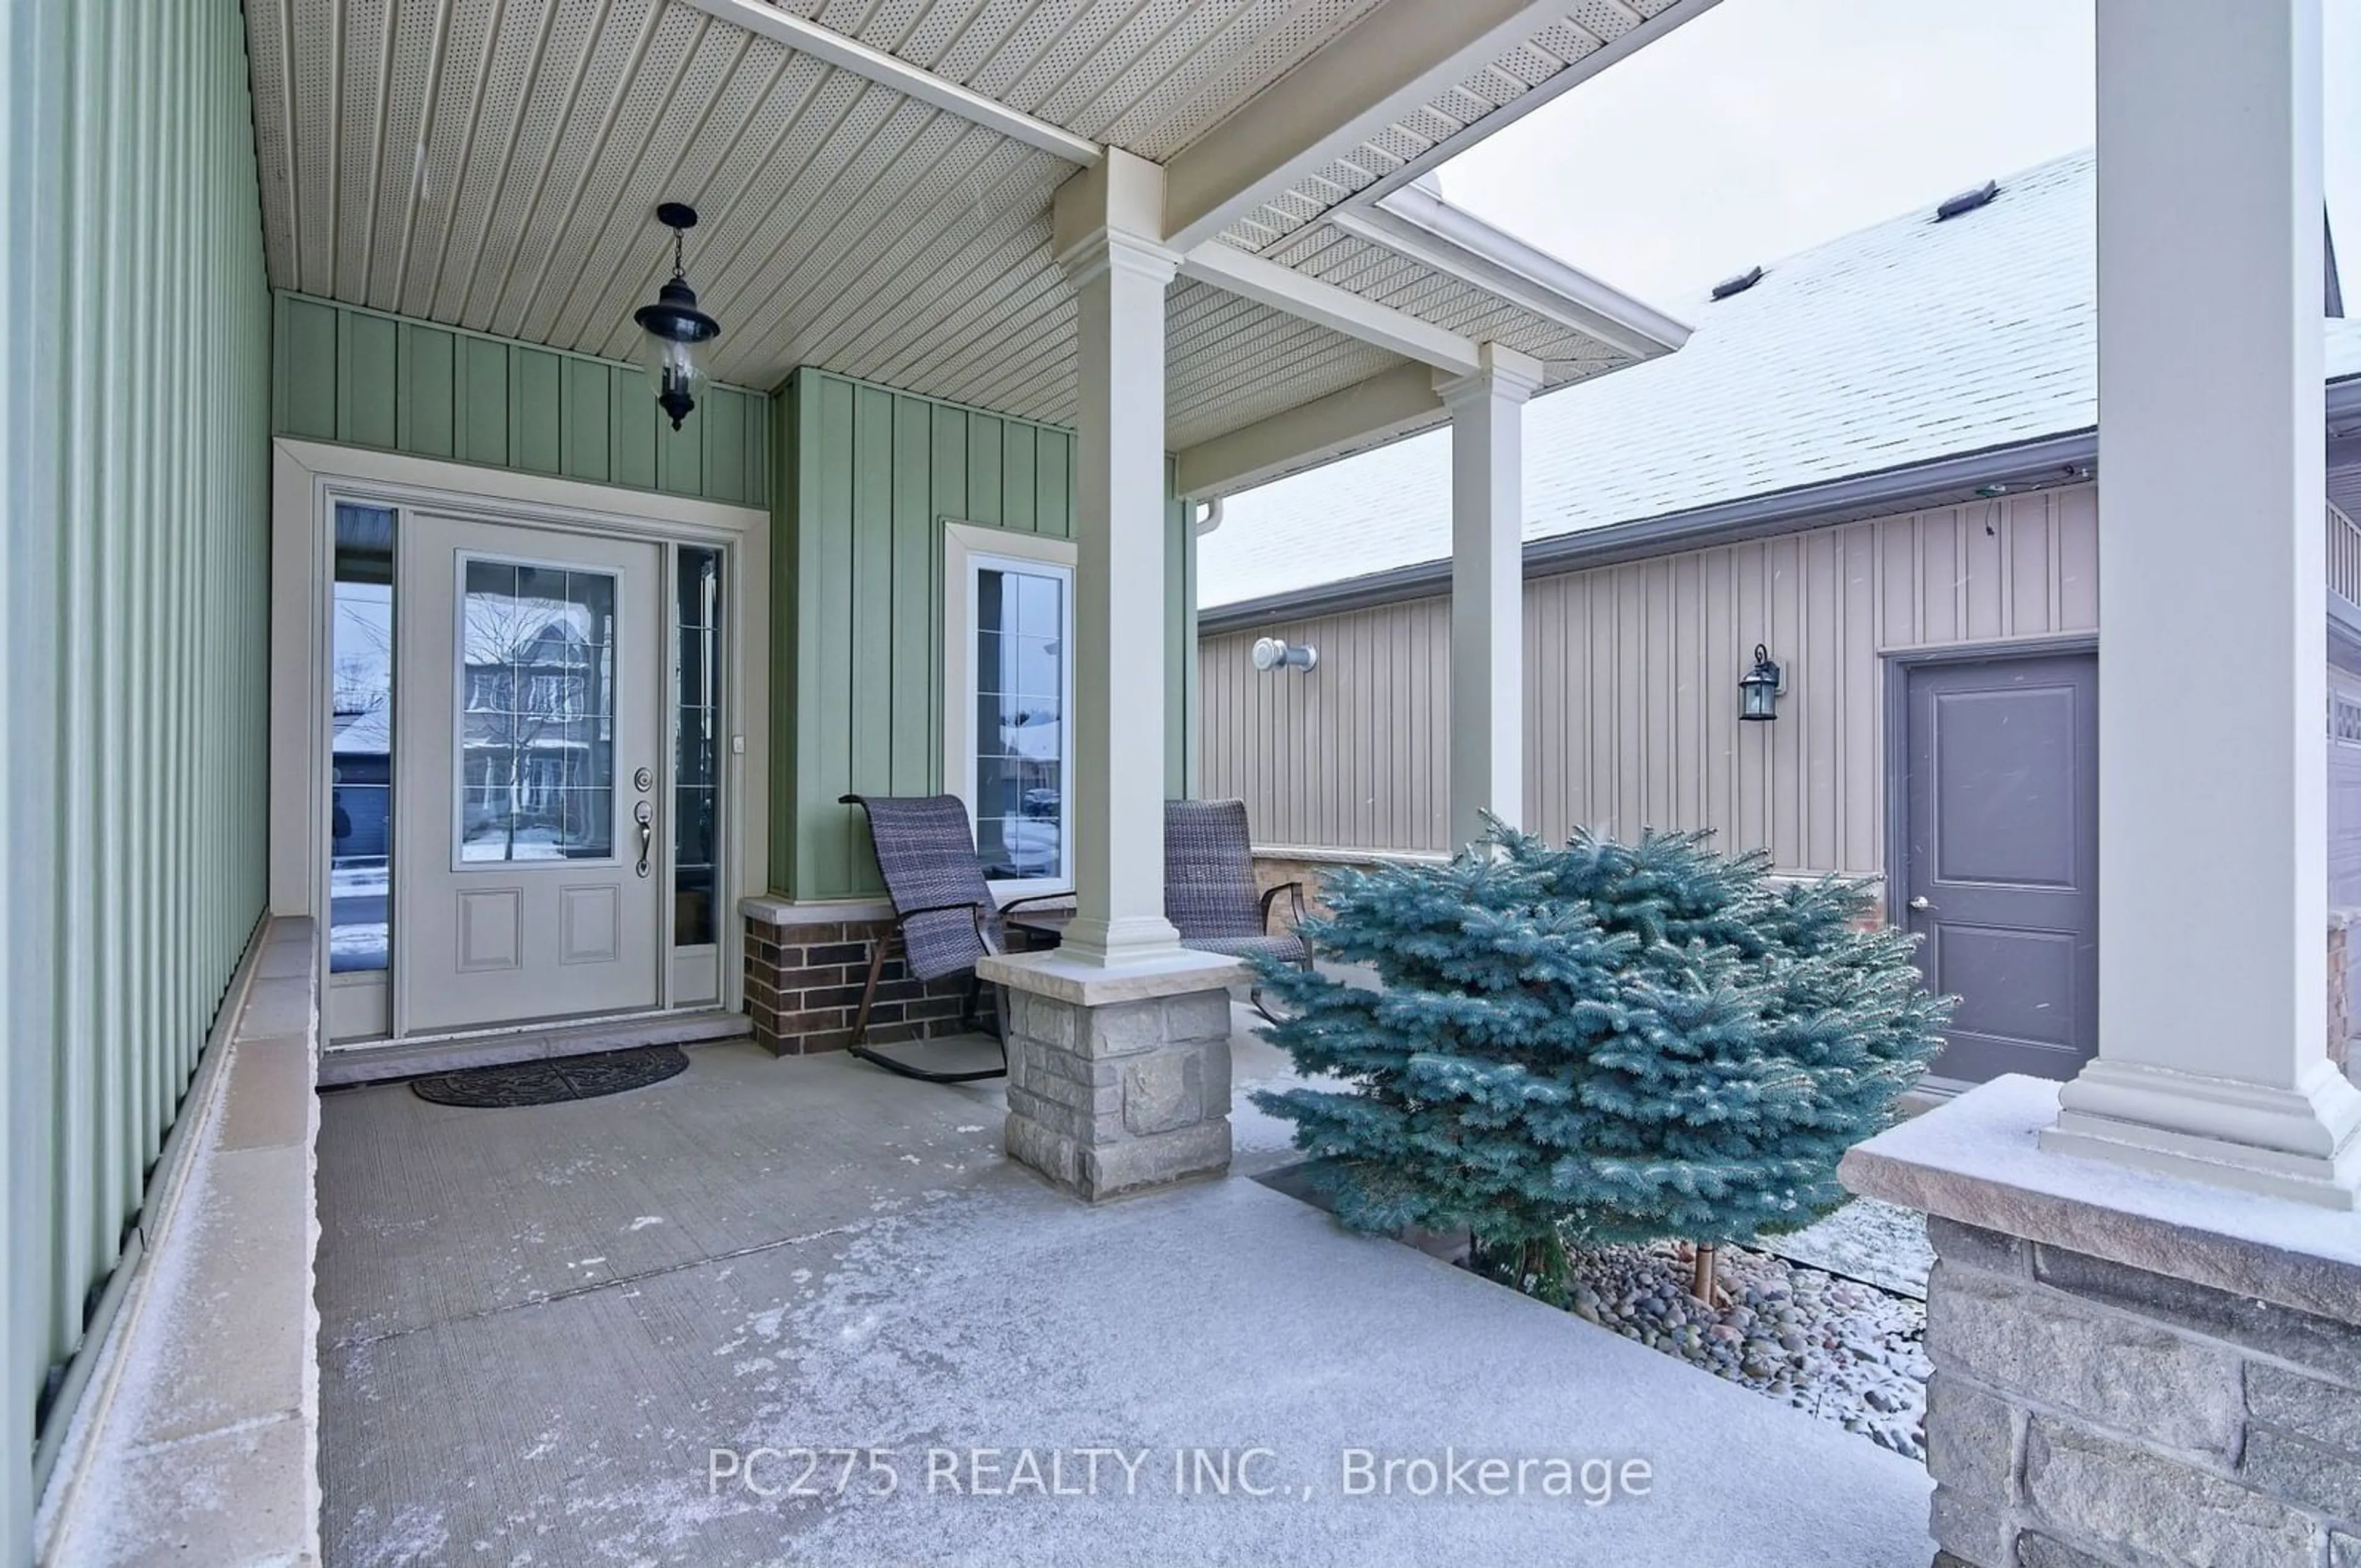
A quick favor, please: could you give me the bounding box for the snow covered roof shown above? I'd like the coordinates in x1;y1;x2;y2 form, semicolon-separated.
1201;150;2361;612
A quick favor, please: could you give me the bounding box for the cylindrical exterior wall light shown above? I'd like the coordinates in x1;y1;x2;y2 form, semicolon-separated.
1251;637;1318;674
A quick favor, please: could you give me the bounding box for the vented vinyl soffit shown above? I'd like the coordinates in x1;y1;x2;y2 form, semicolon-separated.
245;0;1706;462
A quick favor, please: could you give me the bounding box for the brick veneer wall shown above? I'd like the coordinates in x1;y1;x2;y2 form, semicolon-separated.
1923;1215;2361;1568
742;915;985;1057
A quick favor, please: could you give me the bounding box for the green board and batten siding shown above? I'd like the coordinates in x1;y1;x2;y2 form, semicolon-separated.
273;293;770;506
2;1;273;1550
772;369;1198;901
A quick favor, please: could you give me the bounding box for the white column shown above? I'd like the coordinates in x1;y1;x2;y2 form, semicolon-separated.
1439;345;1542;851
1053;149;1184;965
2044;0;2361;1205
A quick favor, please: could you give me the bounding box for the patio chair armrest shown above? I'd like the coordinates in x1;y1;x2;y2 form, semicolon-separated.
1259;880;1307;934
891;898;995;924
995;891;1071;916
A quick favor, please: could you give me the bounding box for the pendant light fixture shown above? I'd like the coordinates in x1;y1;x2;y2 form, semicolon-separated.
633;202;722;431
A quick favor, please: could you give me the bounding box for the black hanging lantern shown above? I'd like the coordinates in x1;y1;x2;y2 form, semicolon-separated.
634;202;721;431
1739;643;1783;722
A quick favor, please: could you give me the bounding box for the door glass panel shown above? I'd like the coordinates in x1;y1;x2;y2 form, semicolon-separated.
331;503;396;972
674;547;722;944
459;557;617;862
971;562;1067;884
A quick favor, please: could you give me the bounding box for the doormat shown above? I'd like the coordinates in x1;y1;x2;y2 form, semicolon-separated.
409;1045;689;1109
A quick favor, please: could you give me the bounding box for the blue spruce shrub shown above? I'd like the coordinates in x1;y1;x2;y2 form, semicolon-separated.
1251;821;1950;1282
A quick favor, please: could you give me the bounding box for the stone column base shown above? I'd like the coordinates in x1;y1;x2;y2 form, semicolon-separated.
1843;1074;2361;1568
978;948;1244;1202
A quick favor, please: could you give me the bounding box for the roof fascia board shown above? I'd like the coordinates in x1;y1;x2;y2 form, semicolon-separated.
1203;374;2361;628
1177;240;1482;374
1161;0;1584;253
1335;0;1727;217
1337;184;1691;360
676;0;1104;167
1200;430;2102;629
1173;362;1445;497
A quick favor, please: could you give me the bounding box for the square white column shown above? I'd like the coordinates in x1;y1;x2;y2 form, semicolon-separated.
1053;150;1185;965
2044;0;2361;1205
1438;345;1542;851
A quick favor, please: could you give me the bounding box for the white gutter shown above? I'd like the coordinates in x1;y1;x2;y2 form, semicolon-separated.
1333;181;1692;363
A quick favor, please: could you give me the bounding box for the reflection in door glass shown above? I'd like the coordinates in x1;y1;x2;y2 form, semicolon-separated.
675;547;722;945
459;559;618;861
331;504;395;972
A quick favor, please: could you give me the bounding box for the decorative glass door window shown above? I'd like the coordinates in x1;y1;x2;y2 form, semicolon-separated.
674;546;722;944
968;555;1071;889
456;558;619;863
330;503;397;972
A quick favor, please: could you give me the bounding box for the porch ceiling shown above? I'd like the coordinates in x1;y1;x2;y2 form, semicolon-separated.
245;0;1702;457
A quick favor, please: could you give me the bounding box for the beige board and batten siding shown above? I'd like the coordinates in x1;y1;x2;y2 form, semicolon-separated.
1201;486;2099;874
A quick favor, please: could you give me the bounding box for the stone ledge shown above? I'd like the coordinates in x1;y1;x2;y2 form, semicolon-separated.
979;947;1246;1007
35;915;322;1566
1841;1073;2361;1327
739;894;895;928
1250;843;1449;867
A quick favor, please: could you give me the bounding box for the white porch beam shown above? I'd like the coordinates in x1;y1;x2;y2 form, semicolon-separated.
1441;344;1542;850
1331;184;1691;363
1177;240;1481;375
1160;0;1720;254
674;0;1103;167
1171;363;1444;498
2043;0;2361;1205
1051;149;1185;965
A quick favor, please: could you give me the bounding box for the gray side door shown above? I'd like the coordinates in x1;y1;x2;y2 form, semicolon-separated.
1900;651;2098;1085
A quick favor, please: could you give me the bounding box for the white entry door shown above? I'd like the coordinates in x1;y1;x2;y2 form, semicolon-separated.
397;514;666;1033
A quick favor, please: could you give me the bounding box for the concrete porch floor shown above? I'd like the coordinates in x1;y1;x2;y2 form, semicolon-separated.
315;1010;1934;1567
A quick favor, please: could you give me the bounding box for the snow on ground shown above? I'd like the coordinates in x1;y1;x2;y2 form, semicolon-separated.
1760;1196;1932;1301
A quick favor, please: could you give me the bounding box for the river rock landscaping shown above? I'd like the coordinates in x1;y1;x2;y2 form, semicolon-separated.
1558;1235;1930;1460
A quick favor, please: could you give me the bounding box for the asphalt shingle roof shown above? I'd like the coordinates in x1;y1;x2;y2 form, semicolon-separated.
1201;150;2361;612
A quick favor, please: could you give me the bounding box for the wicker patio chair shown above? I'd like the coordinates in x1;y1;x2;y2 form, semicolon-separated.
838;793;1066;1084
1164;798;1312;1023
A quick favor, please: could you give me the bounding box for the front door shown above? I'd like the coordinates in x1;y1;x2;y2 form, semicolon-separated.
1899;651;2099;1085
397;514;666;1033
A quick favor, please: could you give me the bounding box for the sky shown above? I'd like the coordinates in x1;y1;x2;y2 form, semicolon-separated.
1435;0;2361;317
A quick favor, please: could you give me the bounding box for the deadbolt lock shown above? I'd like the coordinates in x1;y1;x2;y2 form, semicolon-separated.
633;765;654;792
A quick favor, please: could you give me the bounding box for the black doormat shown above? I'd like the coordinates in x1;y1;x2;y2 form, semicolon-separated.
409;1044;689;1108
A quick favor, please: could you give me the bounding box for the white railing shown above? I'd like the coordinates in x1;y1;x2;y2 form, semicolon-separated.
2331;502;2361;607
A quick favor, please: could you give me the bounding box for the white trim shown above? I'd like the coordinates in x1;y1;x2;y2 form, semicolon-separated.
1325;0;1728;221
1159;0;1722;253
1336;185;1691;361
267;439;770;1042
673;0;1104;168
940;520;1078;901
1177;239;1481;374
1171;362;1445;498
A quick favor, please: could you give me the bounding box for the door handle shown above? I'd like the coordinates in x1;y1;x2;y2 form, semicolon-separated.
635;800;654;878
1908;896;1934;913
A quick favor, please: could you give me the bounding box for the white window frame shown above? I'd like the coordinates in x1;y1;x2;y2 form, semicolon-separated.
941;520;1077;901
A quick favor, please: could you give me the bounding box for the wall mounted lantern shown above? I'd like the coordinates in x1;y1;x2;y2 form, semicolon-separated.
634;202;722;431
1739;644;1783;721
1251;637;1318;674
